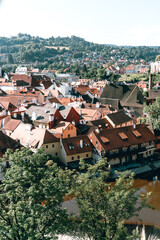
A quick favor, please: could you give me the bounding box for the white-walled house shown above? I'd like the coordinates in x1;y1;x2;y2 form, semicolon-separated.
151;61;160;74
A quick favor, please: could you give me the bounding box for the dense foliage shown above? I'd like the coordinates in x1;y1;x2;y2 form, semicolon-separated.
71;159;147;240
0;148;70;240
142;98;160;130
0;149;149;239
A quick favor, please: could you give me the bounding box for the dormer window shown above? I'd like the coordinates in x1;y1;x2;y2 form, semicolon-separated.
100;136;109;144
119;132;128;141
132;130;141;138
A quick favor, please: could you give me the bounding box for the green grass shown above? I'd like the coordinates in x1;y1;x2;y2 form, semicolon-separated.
118;73;149;82
118;73;160;83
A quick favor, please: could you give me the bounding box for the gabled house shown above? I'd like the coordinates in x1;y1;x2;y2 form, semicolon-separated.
11;123;60;157
25;105;64;129
40;89;62;101
146;89;160;104
49;121;77;139
81;102;116;117
60;106;80;125
2;118;21;136
60;135;93;166
88;124;156;166
0;100;17;113
75;108;102;124
104;111;134;128
100;83;144;112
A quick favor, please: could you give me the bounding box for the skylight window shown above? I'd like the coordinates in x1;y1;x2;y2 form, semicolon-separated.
119;132;128;141
132;130;141;138
100;136;109;144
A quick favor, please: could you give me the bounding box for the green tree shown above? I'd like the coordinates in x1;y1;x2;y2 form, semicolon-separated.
97;68;107;80
142;98;160;130
8;54;14;64
0;148;70;240
71;159;147;240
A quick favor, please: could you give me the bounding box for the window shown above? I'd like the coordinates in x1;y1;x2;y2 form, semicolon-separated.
68;134;70;138
77;156;80;159
55;152;58;156
72;157;74;160
71;126;73;130
52;144;54;148
68;127;70;130
46;145;48;149
86;154;89;157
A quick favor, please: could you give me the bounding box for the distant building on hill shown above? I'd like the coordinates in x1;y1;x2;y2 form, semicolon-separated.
151;61;160;74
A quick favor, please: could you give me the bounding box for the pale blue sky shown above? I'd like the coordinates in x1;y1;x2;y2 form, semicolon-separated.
0;0;160;46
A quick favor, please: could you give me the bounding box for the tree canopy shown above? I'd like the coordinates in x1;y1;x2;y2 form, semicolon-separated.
0;148;148;240
71;159;147;240
142;98;160;130
0;148;70;240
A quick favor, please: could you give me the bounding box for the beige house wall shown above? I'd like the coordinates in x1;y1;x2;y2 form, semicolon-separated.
67;151;93;163
42;142;60;157
4;130;12;137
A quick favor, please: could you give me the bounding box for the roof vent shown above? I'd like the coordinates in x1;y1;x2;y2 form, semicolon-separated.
80;140;83;148
32;112;37;121
25;124;32;131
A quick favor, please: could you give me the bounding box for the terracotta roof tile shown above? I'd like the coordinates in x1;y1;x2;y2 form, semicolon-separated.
3;119;21;131
92;124;156;151
62;135;93;155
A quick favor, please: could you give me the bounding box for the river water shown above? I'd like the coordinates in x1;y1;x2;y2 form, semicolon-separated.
126;178;160;228
62;178;160;239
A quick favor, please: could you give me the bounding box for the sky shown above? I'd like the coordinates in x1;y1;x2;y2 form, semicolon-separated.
0;0;160;46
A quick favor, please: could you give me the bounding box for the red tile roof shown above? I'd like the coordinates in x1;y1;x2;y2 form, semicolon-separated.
3;119;21;131
91;124;156;151
62;135;93;155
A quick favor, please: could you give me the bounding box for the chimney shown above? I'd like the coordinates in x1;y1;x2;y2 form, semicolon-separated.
96;128;100;134
149;74;153;90
96;102;100;108
21;112;24;121
56;103;60;109
80;139;83;148
32;112;37;121
25;124;32;131
49;114;54;122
